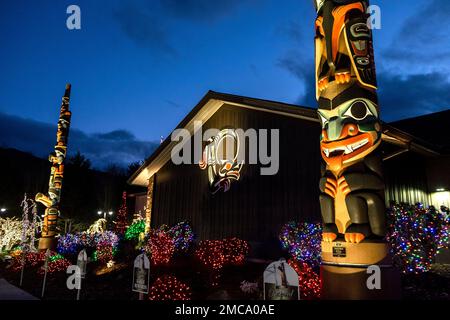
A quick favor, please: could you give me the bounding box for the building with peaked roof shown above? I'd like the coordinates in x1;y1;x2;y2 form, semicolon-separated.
129;91;449;256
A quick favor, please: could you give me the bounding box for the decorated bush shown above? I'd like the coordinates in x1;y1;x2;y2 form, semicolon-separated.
288;259;321;300
195;237;249;271
167;221;195;252
279;221;322;267
57;231;119;263
144;230;175;265
386;202;449;274
8;250;71;276
124;219;146;241
148;275;191;300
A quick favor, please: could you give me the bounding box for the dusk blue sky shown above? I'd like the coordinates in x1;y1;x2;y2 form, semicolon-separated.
0;0;449;168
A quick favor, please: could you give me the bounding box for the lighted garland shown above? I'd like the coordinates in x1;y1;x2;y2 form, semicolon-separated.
144;230;175;265
148;275;192;301
288;259;321;300
279;221;322;267
124;220;146;241
167;221;194;252
386;203;449;274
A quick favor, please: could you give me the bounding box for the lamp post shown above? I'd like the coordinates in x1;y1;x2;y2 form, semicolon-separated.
0;208;6;213
97;210;114;220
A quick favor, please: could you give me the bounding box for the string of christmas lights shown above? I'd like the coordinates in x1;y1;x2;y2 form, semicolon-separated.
288;259;321;300
279;221;322;267
386;203;449;274
148;275;191;300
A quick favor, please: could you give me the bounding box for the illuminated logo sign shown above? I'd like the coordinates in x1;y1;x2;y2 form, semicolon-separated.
199;129;243;194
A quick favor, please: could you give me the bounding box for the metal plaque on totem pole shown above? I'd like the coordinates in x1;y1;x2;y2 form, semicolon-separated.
332;242;347;258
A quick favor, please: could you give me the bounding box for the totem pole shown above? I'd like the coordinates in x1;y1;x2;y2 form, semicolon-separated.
313;1;399;299
36;84;72;250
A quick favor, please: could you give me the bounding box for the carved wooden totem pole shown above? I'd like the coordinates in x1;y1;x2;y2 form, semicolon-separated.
37;84;72;250
313;1;399;299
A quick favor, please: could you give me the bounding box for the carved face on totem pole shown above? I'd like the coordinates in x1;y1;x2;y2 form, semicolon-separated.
314;0;386;244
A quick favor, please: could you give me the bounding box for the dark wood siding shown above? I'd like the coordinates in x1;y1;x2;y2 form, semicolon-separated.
384;152;431;206
152;104;322;241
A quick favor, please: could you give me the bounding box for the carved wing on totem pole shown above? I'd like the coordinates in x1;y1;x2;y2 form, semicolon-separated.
314;0;386;244
36;84;72;250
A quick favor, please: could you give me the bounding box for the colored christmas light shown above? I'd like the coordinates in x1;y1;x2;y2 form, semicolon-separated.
279;221;322;267
288;259;321;300
386;203;449;274
148;275;191;301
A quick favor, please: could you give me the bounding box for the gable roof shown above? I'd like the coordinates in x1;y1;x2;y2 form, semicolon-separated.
128;91;441;186
389;109;450;155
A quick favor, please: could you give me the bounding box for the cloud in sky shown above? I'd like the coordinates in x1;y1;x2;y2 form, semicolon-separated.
377;72;450;121
113;2;177;56
0;112;158;170
113;0;254;56
381;0;450;75
160;0;251;22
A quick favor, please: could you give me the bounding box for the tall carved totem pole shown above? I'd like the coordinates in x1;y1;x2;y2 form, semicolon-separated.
313;1;399;299
37;84;72;250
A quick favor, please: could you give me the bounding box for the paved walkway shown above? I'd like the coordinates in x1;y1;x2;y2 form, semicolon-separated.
0;278;38;300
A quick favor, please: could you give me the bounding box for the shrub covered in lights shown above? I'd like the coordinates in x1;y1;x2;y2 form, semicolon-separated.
124;219;146;241
8;250;71;275
167;221;195;252
195;237;250;271
386;202;449;274
57;231;119;262
148;275;191;300
144;230;175;265
288;259;321;300
279;221;322;267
